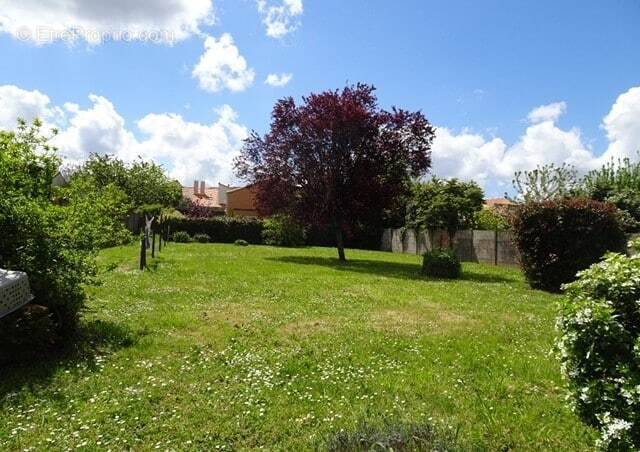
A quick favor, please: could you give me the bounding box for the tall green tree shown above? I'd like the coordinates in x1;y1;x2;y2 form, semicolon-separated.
406;177;484;244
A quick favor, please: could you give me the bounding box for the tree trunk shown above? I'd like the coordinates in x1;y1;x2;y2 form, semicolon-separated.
448;230;456;250
335;227;346;262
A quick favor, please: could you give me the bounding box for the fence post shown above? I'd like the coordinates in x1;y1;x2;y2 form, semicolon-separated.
152;232;156;258
158;226;162;252
140;236;146;270
494;229;499;266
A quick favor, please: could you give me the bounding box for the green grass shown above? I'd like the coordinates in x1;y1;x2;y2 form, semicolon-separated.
0;244;596;450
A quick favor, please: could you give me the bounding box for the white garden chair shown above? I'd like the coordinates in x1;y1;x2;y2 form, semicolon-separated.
0;269;34;319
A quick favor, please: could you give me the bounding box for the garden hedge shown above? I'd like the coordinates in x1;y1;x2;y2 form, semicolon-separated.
511;197;626;292
166;217;264;244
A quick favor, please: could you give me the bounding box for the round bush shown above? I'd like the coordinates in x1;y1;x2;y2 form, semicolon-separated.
172;231;191;243
558;252;640;449
234;239;249;246
422;249;461;278
193;233;210;243
511;197;626;292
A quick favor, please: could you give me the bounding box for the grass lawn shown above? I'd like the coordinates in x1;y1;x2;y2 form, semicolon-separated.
0;244;595;450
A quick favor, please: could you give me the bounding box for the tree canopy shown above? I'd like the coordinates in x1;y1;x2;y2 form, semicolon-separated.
70;154;182;210
406;177;485;242
235;83;435;261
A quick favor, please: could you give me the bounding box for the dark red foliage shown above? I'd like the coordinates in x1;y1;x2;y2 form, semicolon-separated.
234;84;435;260
511;197;627;292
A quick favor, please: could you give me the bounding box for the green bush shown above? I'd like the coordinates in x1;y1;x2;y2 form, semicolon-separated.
0;121;94;341
558;252;640;450
511;197;626;292
474;207;510;231
166;217;263;244
172;231;191;243
193;233;210;243
234;239;249;246
422;249;461;279
262;215;306;247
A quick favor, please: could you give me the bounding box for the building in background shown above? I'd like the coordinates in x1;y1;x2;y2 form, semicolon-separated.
226;186;258;217
182;181;258;217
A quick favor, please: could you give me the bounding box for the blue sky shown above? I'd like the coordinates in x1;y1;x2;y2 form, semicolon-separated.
0;0;639;195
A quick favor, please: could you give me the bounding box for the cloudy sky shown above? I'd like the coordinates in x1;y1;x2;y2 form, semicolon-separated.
0;0;638;195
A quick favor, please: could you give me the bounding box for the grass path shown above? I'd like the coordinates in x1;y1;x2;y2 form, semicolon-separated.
0;244;595;450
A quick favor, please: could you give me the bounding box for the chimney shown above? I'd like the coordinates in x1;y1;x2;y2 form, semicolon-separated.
200;181;206;196
193;180;199;195
218;182;229;205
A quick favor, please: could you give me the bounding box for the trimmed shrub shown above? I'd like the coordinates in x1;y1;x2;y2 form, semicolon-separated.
327;420;458;451
511;197;626;292
165;217;263;244
558;252;640;450
172;231;191;243
193;233;210;243
234;239;249;246
422;249;461;279
262;215;306;247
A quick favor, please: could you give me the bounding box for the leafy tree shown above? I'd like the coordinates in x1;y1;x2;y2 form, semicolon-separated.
510;163;578;203
580;156;640;232
54;177;132;250
0;118;59;200
71;154;182;209
235;84;435;261
406;177;485;244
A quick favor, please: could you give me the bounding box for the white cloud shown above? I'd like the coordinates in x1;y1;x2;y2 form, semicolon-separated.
135;105;248;184
527;101;567;123
0;85;248;185
430;86;640;192
0;85;61;129
265;73;293;87
430;128;507;187
52;95;138;162
599;86;640;162
256;0;303;38
192;33;255;93
0;0;214;45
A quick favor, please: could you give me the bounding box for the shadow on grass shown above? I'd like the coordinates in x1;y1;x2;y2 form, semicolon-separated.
267;255;518;284
0;319;139;398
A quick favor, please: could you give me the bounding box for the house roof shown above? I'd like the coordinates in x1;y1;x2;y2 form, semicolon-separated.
226;184;254;194
181;186;225;210
484;197;515;207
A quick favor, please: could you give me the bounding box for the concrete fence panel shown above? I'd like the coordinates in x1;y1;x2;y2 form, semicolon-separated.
472;230;497;264
402;229;418;254
382;228;521;267
497;231;519;266
391;229;403;253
